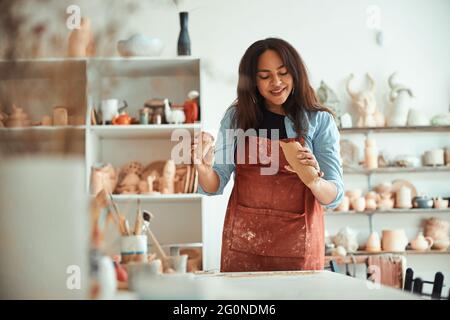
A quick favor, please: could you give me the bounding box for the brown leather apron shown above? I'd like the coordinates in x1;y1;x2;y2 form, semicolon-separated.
220;135;324;272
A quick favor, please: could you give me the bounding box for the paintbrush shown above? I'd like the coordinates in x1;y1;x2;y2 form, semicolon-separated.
134;199;143;235
142;210;167;260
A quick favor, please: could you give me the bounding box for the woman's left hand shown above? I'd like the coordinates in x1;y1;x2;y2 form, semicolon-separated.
285;146;324;177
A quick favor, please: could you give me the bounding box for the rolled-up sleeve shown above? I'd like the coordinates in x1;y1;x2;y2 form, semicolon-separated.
312;111;344;209
197;107;236;196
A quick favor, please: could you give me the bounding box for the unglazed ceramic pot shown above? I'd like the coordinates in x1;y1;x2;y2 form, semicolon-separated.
351;196;366;212
335;196;350;212
410;232;433;251
365;231;381;252
382;229;408;252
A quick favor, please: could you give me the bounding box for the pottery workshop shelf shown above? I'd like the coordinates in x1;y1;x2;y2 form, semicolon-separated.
340;125;450;134
90;123;201;139
326;208;450;215
110;193;202;203
343;166;450;175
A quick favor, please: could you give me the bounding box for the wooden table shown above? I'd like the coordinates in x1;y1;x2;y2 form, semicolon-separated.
131;270;420;300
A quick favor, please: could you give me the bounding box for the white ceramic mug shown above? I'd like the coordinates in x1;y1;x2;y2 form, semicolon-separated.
101;99;127;123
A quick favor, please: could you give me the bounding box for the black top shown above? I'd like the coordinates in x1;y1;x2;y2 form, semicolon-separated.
257;107;288;140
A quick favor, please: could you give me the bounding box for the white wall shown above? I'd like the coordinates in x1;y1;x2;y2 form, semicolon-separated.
5;0;449;288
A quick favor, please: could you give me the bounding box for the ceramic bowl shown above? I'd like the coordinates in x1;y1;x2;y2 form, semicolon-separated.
412;196;434;209
118;34;164;57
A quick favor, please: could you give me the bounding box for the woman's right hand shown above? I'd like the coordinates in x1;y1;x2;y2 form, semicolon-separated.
191;131;215;173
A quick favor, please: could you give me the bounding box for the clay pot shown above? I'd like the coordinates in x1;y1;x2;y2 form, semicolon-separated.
424;218;450;249
377;193;394;210
432;239;450;250
382;229;408;252
434;197;449;209
365;231;381;252
365;191;379;211
395;186;412;209
423;149;445;166
351;196;366;212
335;196;350;212
410;232;433;251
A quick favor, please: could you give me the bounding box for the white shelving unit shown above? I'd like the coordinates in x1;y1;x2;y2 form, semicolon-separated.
327;126;450;259
0;57;206;268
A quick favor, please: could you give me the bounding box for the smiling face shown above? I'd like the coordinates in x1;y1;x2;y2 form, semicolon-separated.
256;49;294;110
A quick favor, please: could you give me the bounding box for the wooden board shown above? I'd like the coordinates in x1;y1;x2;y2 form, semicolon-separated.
183;165;191;194
192;167;198;193
188;165;195;193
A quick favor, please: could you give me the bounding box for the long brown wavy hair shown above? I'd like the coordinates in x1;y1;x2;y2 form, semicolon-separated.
230;38;332;138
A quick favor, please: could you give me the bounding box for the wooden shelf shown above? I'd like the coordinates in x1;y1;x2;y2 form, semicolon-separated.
110;194;202;203
326;208;450;215
343;166;450;174
339;125;450;134
90;123;201;139
325;250;450;264
0;125;85;131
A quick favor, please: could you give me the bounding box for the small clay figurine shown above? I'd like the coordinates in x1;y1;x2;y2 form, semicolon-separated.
387;72;414;127
5;104;31;127
68;17;95;57
160;160;176;194
164;98;185;124
346;73;384;127
90;163;118;195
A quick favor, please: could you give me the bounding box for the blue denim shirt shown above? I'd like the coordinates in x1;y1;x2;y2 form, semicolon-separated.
198;106;344;209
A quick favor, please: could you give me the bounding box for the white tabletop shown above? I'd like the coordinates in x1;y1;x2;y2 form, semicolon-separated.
131;270;420;300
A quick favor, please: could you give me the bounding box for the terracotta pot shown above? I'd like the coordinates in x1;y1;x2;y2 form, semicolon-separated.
382;229;408;252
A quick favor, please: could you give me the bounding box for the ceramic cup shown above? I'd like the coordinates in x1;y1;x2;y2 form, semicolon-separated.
121;235;148;264
165;255;189;274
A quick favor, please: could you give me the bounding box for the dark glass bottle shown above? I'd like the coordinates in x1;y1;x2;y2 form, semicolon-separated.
177;11;191;56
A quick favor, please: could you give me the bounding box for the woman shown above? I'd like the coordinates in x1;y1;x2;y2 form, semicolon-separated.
193;38;344;272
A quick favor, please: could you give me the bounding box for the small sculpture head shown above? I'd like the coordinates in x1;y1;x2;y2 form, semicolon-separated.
388;72;414;102
346;73;376;115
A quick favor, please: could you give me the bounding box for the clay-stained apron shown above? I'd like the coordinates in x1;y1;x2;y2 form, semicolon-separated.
220;136;324;272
